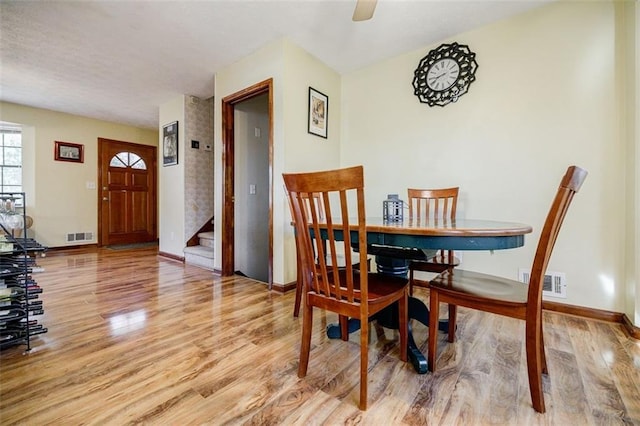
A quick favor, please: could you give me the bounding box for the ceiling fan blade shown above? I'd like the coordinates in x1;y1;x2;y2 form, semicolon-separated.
352;0;377;21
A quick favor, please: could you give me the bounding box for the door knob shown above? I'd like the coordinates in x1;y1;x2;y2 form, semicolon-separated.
102;197;109;201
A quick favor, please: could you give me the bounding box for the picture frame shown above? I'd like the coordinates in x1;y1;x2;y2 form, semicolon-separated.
54;141;84;163
163;121;178;166
308;87;328;138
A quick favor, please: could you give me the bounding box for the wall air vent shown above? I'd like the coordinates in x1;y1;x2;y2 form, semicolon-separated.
518;268;566;298
66;232;94;243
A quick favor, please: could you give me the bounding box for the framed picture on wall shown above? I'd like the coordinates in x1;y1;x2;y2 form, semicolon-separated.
308;87;328;138
54;141;84;163
163;121;178;166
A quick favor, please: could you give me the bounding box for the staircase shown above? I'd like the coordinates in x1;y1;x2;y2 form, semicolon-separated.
184;232;214;271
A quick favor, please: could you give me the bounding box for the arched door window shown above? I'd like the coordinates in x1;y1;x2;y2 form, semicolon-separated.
109;152;147;169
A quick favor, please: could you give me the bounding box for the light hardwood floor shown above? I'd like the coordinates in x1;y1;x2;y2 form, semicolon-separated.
1;246;639;425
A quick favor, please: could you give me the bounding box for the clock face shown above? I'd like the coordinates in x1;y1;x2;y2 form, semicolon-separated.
426;59;460;91
412;43;478;107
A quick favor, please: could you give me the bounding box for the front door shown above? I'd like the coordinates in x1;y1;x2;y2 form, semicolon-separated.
98;138;157;246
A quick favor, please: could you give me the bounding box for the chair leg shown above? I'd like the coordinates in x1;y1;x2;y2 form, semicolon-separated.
408;266;414;296
293;265;303;317
298;301;313;378
525;315;545;413
428;289;439;372
448;303;457;343
359;313;369;410
339;315;349;341
540;319;548;374
398;290;408;362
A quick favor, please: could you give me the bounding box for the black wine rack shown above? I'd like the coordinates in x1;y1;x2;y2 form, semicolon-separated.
0;193;48;351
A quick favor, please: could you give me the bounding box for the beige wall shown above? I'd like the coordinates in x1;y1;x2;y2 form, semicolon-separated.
158;94;214;259
0;101;157;247
158;96;186;257
213;39;342;286
628;1;640;326
342;1;633;316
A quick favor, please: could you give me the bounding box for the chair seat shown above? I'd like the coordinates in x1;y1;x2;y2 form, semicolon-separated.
429;269;528;305
314;270;407;308
324;270;408;300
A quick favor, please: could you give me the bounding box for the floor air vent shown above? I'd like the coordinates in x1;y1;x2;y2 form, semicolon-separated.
518;268;566;298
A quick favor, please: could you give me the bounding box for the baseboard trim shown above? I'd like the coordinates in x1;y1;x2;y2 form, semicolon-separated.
542;300;638;340
542;300;622;322
47;243;99;252
158;251;184;262
272;281;296;293
621;313;640;340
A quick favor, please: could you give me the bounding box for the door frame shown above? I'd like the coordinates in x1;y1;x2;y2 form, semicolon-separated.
221;78;274;288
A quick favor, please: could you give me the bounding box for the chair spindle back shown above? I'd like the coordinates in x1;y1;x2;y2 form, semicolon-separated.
407;187;458;224
526;166;587;305
284;166;369;306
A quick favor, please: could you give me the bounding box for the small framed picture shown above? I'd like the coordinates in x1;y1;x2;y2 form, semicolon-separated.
308;87;328;138
163;121;178;166
54;141;84;163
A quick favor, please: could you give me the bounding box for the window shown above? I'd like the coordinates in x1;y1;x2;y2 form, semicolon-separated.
0;126;22;194
109;151;147;170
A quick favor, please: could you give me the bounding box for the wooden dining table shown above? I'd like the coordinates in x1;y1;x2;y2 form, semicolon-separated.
315;217;533;373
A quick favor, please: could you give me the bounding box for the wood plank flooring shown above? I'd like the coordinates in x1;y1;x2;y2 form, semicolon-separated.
1;247;639;425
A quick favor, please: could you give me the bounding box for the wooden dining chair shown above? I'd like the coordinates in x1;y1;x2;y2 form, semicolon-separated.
427;165;588;413
407;187;460;295
288;192;370;317
283;165;409;410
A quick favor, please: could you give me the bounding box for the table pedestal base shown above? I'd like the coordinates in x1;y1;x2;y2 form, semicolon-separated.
325;294;449;374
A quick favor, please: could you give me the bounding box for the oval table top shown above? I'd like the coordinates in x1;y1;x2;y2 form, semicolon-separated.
315;218;533;251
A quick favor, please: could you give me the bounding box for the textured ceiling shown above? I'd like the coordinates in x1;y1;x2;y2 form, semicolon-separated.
0;0;549;129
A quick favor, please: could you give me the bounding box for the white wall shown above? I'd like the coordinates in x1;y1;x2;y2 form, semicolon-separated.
636;2;640;327
213;40;284;284
629;2;640;326
214;39;341;286
158;96;186;257
341;1;628;314
0;102;157;247
280;40;343;284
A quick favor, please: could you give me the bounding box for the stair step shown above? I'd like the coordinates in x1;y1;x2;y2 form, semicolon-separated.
184;245;214;258
198;232;214;248
184;245;215;271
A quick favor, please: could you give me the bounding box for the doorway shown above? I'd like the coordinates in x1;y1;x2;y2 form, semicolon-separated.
221;79;273;287
233;94;270;282
97;138;158;246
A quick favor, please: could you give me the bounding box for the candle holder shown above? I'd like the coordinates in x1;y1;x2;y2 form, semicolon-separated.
383;194;404;222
